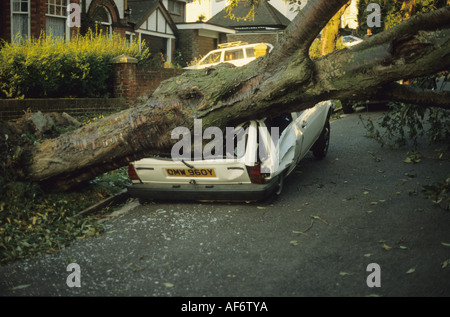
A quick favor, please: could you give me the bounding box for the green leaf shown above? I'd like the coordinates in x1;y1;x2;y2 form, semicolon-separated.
310;215;329;225
10;284;31;290
382;243;393;251
339;272;352;276
406;268;415;274
441;242;450;247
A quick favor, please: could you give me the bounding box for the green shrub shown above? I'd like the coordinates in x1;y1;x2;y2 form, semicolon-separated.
0;29;151;99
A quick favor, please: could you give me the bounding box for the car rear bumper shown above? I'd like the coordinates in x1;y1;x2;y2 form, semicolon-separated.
127;177;279;201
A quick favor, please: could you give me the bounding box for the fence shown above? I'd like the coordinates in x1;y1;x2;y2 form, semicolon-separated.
0;98;127;121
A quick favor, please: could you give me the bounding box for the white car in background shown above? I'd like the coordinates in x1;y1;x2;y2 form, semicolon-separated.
341;35;363;47
184;42;274;70
127;100;335;202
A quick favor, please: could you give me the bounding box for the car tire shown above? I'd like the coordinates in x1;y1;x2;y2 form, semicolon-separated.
312;121;330;160
275;173;284;196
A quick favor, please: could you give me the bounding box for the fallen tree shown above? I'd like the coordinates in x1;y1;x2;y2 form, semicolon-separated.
1;0;449;190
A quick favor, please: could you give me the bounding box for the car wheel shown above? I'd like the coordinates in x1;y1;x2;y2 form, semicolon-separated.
275;173;284;196
312;121;330;160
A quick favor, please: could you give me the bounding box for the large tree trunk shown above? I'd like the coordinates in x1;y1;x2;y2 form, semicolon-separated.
3;0;450;190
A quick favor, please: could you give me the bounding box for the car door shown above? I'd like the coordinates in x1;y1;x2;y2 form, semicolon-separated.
260;113;299;177
298;103;328;157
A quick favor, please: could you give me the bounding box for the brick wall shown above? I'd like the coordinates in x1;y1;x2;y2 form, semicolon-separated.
0;1;11;43
135;67;184;101
0;56;184;120
112;55;185;105
178;29;199;65
177;29;229;66
29;0;46;39
0;98;128;121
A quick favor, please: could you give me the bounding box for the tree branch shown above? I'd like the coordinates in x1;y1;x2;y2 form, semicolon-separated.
267;0;349;63
14;1;450;189
378;82;450;110
354;6;450;53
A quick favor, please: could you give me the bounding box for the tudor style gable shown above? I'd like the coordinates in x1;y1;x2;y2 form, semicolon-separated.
127;0;178;62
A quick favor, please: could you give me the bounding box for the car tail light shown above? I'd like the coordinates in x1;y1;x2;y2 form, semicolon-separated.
128;164;142;184
247;164;264;184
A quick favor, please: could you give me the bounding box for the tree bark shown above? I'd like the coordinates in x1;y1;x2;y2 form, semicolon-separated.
3;0;449;190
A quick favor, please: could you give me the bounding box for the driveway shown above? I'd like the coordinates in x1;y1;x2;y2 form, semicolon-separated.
1;110;449;298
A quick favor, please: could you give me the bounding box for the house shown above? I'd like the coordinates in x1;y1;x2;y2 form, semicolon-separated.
207;0;292;46
186;0;306;23
126;0;235;64
126;0;178;62
0;0;236;65
0;0;82;43
186;0;360;44
175;22;235;64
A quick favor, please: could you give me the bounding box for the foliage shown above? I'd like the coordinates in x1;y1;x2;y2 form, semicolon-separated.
357;0;448;35
225;0;261;21
309;38;321;59
0;181;102;264
196;14;207;22
0;164;130;265
0;29;151;99
186;55;204;67
422;177;450;210
0;111;131;265
361;73;450;149
362;101;450;149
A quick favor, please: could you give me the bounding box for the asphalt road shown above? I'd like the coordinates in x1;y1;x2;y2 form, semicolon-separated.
1;109;449;300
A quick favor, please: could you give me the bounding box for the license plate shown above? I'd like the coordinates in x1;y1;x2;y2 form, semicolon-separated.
165;168;216;177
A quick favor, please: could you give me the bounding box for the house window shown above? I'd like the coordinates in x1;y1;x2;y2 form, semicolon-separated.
168;1;181;15
11;0;30;40
92;6;112;37
46;0;69;40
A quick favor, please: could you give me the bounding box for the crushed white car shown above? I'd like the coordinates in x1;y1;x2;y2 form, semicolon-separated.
127;100;335;202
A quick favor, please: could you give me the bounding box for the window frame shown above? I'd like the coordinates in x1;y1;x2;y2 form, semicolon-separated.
46;0;71;41
10;0;31;41
168;0;181;15
92;5;113;38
